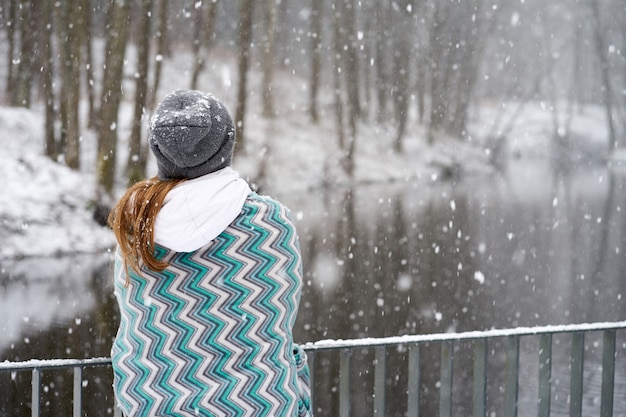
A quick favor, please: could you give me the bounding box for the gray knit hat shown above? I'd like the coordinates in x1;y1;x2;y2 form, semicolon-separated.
149;90;236;180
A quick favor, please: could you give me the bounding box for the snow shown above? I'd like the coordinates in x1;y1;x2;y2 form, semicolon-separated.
0;356;112;371
304;320;626;351
0;47;611;260
0;107;115;258
473;270;486;284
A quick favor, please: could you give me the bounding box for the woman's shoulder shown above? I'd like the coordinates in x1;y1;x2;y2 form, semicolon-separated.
245;192;287;211
242;193;296;223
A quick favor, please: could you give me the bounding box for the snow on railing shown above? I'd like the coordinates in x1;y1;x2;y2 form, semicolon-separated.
2;321;626;417
303;320;626;350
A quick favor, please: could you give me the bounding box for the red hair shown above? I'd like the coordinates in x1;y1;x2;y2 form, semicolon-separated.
107;177;185;283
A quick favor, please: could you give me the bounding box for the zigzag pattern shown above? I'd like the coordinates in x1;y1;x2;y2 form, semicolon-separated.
112;194;311;417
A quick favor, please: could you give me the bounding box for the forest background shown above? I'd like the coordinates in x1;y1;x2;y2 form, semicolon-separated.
2;0;625;221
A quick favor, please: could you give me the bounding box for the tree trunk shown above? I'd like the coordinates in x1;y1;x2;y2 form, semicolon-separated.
342;0;361;120
374;0;390;124
190;0;217;90
5;0;17;105
335;0;359;176
427;0;452;142
83;0;97;128
415;0;430;125
41;0;57;159
540;10;561;140
427;0;489;142
15;0;35;107
262;0;277;118
590;0;618;150
448;0;487;139
96;0;130;197
332;0;346;152
234;0;254;154
392;0;413;152
149;0;169;110
362;7;373;120
308;0;323;123
126;0;154;186
274;0;291;69
61;0;83;170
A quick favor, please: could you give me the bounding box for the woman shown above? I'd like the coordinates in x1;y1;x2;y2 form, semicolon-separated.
108;90;312;417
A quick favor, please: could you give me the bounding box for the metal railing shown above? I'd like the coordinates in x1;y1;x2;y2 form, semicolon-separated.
304;321;626;417
1;321;625;417
0;357;120;417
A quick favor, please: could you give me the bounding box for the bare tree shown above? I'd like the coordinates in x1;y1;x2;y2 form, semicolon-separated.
41;0;57;160
190;0;218;90
448;0;490;138
58;0;84;170
274;0;292;70
374;0;391;124
308;0;323;123
332;0;346;152
96;0;131;198
261;0;277;118
339;0;360;174
126;0;154;186
361;2;374;119
566;11;583;124
620;3;626;133
414;0;430;125
539;6;572;145
589;0;618;150
5;0;17;105
391;0;414;152
15;0;36;107
40;0;91;164
332;0;359;175
234;0;254;154
427;0;490;142
83;0;97;128
341;0;361;122
148;0;169;110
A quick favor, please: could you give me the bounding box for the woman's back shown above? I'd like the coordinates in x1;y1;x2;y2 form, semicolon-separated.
112;194;311;417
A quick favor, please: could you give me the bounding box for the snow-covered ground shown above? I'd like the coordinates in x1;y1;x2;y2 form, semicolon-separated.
0;48;610;259
0;107;116;258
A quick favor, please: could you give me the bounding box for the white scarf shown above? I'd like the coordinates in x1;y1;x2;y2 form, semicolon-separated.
154;167;251;252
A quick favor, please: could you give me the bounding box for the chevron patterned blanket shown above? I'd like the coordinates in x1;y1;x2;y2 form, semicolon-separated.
111;194;312;416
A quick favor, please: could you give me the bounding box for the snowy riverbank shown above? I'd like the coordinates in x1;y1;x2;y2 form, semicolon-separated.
0;52;610;259
0;102;487;259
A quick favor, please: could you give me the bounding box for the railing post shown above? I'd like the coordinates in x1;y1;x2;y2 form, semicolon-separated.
439;340;454;417
504;335;519;417
31;368;40;417
570;332;584;417
373;346;386;417
407;344;421;417
473;339;487;417
308;351;316;415
538;334;552;417
339;349;351;417
73;366;83;417
600;330;616;417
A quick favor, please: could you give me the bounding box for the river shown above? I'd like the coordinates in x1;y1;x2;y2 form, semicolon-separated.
1;159;625;416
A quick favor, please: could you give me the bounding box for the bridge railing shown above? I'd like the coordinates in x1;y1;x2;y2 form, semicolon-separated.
1;321;625;417
303;321;626;417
